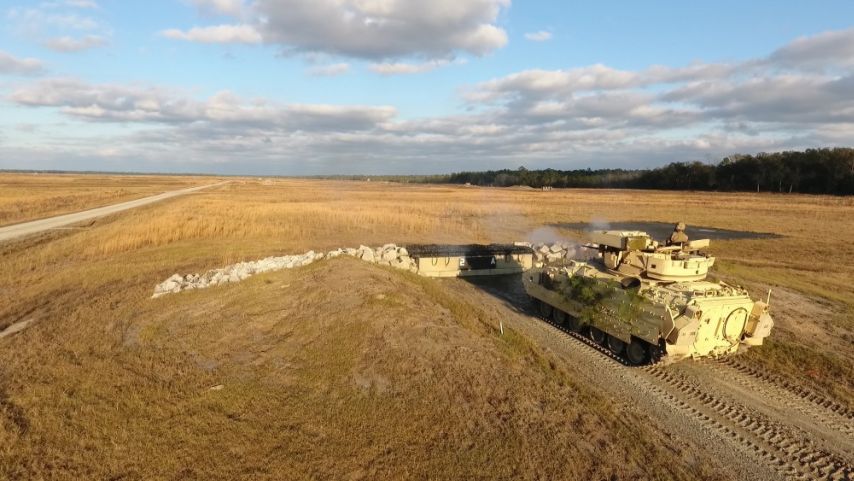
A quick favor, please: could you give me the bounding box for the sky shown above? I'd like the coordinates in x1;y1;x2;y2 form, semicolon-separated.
0;1;853;175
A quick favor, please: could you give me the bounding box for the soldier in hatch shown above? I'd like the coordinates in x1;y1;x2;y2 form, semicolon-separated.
668;222;689;245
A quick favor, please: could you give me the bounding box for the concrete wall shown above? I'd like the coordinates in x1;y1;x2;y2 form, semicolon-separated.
415;253;533;278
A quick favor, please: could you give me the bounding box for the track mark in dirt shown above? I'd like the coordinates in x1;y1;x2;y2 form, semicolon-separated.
692;358;854;451
642;366;852;481
718;357;854;422
537;311;852;481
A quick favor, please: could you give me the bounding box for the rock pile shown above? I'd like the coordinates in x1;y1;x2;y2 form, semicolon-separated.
152;242;579;298
152;244;416;298
326;244;417;272
517;241;578;267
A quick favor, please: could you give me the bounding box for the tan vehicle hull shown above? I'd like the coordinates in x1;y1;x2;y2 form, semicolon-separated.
523;264;774;364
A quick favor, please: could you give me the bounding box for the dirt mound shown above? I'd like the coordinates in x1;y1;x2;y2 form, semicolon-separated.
1;259;722;480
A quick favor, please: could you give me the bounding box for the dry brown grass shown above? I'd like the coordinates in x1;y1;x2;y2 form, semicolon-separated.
1;177;852;479
0;173;214;226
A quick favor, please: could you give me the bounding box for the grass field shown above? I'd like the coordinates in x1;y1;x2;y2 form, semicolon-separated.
0;173;213;227
1;177;852;479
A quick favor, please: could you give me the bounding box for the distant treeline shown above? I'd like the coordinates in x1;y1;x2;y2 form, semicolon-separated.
439;148;854;195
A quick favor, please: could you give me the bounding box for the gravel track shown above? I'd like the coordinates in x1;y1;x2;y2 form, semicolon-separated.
0;182;227;243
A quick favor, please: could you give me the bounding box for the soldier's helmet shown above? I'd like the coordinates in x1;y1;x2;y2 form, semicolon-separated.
675;222;686;231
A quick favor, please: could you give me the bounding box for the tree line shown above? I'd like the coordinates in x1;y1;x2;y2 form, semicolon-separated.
437;148;854;195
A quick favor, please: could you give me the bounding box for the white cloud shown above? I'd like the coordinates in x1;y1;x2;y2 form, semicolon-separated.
10;78;397;130
5;28;854;174
6;2;110;54
43;34;107;52
524;30;552;42
188;0;245;16
7;7;100;31
163;0;510;60
465;65;640;103
0;50;44;75
369;60;453;75
64;0;98;8
308;63;350;76
768;28;854;70
159;24;262;44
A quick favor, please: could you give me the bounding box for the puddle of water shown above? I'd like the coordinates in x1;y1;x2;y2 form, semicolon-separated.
553;222;782;241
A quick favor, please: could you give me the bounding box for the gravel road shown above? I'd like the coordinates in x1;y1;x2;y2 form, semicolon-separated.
0;182;227;243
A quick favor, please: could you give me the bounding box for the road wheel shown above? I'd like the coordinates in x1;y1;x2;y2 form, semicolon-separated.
538;300;553;318
589;327;606;345
607;335;626;355
553;309;567;324
566;315;582;333
625;339;648;365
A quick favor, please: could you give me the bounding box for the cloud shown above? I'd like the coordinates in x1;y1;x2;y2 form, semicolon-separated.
163;0;510;60
308;63;350;76
43;34;107;52
9;78;396;130
464;65;640;103
5;28;854;174
524;30;552;42
6;2;110;54
64;0;98;8
662;74;854;124
7;7;100;31
188;0;244;16
369;60;453;75
767;28;854;70
0;50;44;75
159;24;261;44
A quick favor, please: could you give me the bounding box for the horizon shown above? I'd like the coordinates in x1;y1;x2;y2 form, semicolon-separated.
1;1;853;175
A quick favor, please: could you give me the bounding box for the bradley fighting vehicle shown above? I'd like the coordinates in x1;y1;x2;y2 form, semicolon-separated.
523;227;774;364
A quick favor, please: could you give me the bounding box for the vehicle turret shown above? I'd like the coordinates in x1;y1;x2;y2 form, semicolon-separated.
587;230;715;283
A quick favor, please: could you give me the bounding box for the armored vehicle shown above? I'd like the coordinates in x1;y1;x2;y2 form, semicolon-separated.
523;228;774;364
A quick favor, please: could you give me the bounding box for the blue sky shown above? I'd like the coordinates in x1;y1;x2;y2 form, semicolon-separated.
1;0;853;175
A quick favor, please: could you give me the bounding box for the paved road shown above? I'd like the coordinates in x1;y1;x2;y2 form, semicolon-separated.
0;182;227;243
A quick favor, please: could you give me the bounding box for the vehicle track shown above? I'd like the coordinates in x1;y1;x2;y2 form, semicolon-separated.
696;358;854;443
716;357;854;422
536;311;852;481
642;365;852;481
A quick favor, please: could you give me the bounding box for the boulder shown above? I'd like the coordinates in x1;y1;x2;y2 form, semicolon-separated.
549;243;563;253
360;249;375;263
157;280;179;293
391;259;406;269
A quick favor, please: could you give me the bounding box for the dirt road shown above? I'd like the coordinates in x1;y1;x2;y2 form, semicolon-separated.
456;276;853;481
0;182;227;243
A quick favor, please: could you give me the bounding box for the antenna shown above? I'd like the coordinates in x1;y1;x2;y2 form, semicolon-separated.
766;288;772;305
